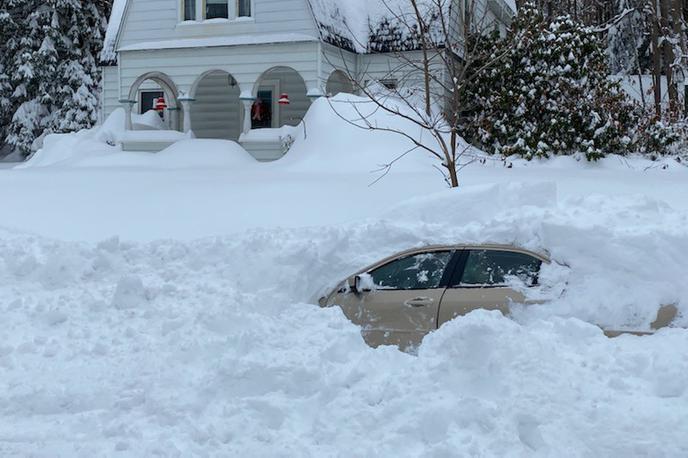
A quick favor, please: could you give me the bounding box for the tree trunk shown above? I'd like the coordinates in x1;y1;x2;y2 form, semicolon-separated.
411;0;432;116
661;0;678;118
652;3;663;118
671;0;686;117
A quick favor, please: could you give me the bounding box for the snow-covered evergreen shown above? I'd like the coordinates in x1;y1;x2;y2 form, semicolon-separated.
0;0;109;156
460;3;638;160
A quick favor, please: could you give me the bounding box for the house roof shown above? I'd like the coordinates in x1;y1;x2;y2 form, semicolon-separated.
306;0;450;53
101;0;127;64
307;0;517;53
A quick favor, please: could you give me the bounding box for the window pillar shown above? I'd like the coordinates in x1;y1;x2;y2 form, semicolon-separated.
240;96;255;134
179;97;195;133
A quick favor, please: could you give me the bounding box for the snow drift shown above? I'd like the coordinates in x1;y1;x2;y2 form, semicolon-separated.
0;183;687;455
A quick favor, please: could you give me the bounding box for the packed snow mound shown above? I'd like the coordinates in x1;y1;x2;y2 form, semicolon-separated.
132;110;166;131
277;93;459;174
0;184;687;455
19;109;256;169
73;139;257;169
19;129;118;168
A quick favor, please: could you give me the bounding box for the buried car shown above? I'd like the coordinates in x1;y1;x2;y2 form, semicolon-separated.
320;244;678;350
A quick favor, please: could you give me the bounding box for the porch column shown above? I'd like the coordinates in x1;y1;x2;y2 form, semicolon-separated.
179;98;195;133
240;96;255;135
167;107;180;131
119;99;136;130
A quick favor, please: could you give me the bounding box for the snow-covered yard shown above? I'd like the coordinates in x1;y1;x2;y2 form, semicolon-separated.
1;98;688;456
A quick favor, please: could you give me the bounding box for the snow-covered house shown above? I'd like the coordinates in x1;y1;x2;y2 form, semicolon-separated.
101;0;515;160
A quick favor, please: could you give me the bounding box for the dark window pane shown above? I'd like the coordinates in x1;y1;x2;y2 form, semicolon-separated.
251;90;273;129
206;0;228;19
139;91;164;114
370;251;452;290
184;0;196;20
459;250;542;287
238;0;251;17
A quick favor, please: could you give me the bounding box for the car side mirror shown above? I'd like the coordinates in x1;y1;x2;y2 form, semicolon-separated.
352;274;373;293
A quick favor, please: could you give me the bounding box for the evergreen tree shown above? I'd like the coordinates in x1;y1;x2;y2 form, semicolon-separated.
0;0;110;156
459;3;638;160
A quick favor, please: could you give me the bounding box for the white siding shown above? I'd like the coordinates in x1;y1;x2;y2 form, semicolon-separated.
119;41;320;98
359;51;446;95
101;66;121;122
321;44;357;88
117;0;319;51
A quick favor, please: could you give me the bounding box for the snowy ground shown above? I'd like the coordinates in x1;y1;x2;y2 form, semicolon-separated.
1;97;688;456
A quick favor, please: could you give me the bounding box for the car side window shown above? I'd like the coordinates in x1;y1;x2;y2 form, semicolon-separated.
369;251;452;290
457;250;542;287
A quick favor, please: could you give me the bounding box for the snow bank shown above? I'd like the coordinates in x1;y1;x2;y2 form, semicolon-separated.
277;94;450;173
19;109;257;169
0;183;687;455
132;110;166;131
74;139;257;169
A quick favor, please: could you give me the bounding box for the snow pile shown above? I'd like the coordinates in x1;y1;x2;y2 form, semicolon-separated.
75;139;257;169
0;184;687;455
131;110;166;131
278;93;456;173
18;109;255;169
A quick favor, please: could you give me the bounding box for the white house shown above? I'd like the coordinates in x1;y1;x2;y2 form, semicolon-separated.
101;0;515;160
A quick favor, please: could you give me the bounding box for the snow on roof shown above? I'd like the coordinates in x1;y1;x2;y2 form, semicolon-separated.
101;0;127;64
307;0;451;53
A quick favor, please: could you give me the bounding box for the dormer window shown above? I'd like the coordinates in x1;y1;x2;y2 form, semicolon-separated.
181;0;252;22
183;0;196;20
206;0;229;19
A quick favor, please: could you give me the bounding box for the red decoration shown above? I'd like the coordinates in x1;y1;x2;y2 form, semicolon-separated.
278;93;290;105
154;96;168;112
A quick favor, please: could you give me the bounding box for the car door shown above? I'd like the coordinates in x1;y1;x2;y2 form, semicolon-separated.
438;248;543;326
331;249;455;350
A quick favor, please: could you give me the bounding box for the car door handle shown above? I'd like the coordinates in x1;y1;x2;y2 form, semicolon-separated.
405;297;433;307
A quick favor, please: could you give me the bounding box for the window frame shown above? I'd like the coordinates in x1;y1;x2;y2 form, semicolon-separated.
448;249;543;289
179;0;253;22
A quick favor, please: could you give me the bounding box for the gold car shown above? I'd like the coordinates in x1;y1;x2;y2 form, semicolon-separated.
320;244;677;350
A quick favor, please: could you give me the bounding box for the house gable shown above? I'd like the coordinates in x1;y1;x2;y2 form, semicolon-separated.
106;0;321;56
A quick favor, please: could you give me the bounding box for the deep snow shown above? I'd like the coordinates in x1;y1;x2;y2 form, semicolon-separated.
1;96;688;456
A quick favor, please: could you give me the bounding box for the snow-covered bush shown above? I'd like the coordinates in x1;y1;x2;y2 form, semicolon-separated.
0;0;110;156
459;3;638;161
636;117;688;160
